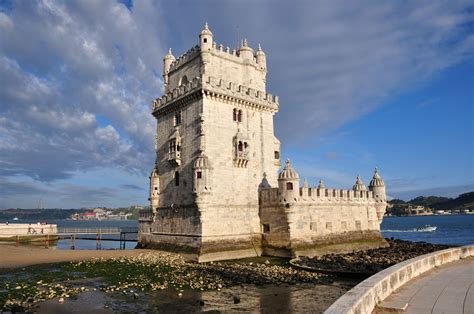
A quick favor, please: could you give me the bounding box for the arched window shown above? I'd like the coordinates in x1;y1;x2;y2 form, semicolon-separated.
286;182;293;190
179;75;188;86
233;109;237;121
238;141;243;152
244;142;248;150
237;110;242;122
175;171;180;186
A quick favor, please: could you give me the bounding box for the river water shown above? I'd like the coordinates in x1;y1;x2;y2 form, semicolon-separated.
381;214;474;246
13;214;474;250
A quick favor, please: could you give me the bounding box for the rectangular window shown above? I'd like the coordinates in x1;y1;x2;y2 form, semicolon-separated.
286;182;293;190
355;220;362;230
196;171;202;179
274;151;280;159
310;222;317;231
175;171;179;186
326;222;332;231
175;112;182;126
262;224;270;233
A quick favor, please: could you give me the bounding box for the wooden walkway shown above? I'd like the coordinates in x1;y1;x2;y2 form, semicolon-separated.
376;257;474;314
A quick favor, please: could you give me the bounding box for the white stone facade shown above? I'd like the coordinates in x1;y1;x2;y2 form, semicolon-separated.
138;24;388;261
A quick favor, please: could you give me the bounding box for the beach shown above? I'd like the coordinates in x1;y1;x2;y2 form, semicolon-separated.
0;245;150;269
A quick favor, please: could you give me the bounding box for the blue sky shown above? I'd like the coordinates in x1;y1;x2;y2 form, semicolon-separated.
0;0;473;208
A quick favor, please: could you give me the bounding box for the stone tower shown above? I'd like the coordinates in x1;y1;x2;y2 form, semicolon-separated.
139;24;281;261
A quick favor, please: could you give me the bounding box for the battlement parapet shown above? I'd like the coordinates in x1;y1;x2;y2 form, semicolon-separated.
260;187;376;206
169;45;200;72
203;76;278;111
152;77;202;112
169;42;265;74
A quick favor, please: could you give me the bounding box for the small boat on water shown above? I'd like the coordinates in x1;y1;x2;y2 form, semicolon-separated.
416;225;437;232
12;217;19;221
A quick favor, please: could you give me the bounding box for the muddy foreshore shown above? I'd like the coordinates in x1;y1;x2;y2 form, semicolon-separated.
0;239;452;312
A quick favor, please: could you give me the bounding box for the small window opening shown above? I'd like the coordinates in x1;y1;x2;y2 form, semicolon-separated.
175;171;180;186
238;141;243;152
286;182;293;190
233;109;237;121
174;112;182;125
196;171;202;179
237;109;242;122
154;187;158;190
203;38;207;43
262;224;270;233
274;151;280;159
244;142;248;150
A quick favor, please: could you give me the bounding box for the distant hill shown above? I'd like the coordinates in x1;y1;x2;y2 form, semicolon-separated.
388;191;474;214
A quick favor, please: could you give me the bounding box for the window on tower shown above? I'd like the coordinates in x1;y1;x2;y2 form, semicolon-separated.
233;109;237;121
197;171;202;179
286;182;293;190
237;109;242;122
203;38;207;43
274;151;280;159
174;111;182;126
175;171;180;186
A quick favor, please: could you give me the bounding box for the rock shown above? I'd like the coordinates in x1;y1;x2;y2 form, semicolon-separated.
233;295;240;304
199;300;205;306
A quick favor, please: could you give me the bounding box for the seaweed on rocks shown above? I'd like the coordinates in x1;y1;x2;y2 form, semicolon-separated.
295;239;452;274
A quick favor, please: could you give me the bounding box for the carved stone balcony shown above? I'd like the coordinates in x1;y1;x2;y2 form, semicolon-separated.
234;151;249;168
168;151;181;167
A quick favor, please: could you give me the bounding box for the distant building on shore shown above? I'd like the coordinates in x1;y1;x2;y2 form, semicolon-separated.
138;24;388;262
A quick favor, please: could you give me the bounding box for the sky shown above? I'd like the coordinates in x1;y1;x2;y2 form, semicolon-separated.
0;0;473;209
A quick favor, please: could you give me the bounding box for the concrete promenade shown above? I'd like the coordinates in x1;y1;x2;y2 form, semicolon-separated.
377;257;474;313
325;245;474;314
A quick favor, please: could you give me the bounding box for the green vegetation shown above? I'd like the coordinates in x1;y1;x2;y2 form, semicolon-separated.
387;192;474;215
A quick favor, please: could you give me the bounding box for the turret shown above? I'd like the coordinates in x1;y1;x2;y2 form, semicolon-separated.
278;159;300;201
163;48;175;92
193;153;211;198
352;175;367;192
149;167;160;211
255;44;266;70
369;167;387;223
199;22;213;52
237;38;254;62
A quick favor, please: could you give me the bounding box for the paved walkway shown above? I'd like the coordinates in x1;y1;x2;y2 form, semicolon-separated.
376;257;474;314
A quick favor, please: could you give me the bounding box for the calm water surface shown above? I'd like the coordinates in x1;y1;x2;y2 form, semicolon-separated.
381;214;474;246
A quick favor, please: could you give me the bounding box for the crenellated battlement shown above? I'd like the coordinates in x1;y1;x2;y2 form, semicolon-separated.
260;186;375;206
169;45;201;72
203;76;278;111
152;75;278;113
152;77;202;111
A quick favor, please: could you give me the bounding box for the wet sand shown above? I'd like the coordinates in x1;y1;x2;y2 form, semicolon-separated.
0;244;151;269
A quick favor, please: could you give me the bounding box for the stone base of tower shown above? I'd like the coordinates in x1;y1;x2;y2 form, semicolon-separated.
261;230;388;258
137;232;261;262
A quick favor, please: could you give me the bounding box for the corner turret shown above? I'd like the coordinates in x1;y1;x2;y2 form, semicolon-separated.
193;154;211;198
256;44;266;70
163;48;175;92
199;22;213;52
369;167;387;223
278;159;300;201
238;38;254;62
149;167;160;211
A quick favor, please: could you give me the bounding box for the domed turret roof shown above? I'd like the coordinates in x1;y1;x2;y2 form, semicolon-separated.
318;178;325;189
258;172;271;189
256;44;265;56
238;38;254;53
150;167;158;178
278;159;299;180
200;22;213;37
352;175;367;191
193;154;210;169
369;167;385;187
164;48;175;60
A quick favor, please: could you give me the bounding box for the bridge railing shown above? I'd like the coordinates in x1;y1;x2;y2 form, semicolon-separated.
57;227;139;235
